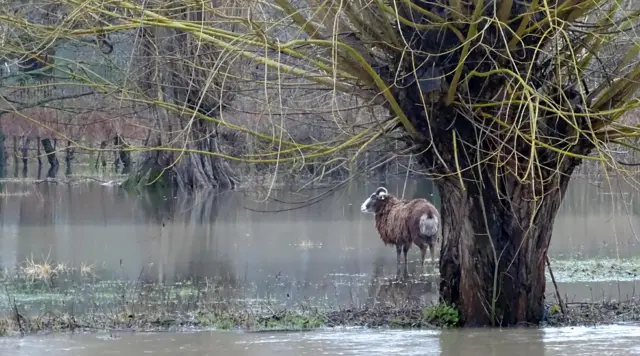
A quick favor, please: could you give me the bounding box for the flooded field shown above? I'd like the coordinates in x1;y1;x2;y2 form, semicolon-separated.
0;174;639;352
0;176;638;306
2;325;640;355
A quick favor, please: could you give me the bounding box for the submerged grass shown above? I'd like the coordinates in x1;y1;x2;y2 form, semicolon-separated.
1;258;640;336
547;258;640;282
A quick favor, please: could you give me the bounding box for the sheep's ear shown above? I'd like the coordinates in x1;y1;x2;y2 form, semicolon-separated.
375;187;387;196
375;187;387;199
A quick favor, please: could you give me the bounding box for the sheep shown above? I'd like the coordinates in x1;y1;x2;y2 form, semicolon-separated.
360;187;440;279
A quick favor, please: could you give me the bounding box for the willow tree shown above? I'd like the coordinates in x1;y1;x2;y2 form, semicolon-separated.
127;6;240;191
3;0;640;326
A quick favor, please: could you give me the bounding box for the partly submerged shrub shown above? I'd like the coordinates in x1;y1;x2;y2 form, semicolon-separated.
423;303;460;328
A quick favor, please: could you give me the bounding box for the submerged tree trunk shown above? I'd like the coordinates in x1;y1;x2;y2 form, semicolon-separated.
435;168;576;326
41;138;58;168
399;88;593;326
0;131;6;178
95;140;108;169
126;16;239;192
21;137;30;177
379;0;600;324
41;138;59;178
114;134;131;174
131;120;238;191
12;136;19;177
65;140;75;176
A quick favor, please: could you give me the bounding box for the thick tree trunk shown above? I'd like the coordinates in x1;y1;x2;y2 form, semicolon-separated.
126;22;238;193
128;122;238;192
390;33;593;325
436;165;576;326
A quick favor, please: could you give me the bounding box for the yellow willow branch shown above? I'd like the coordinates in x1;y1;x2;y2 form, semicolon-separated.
446;0;484;105
278;38;422;140
57;1;361;82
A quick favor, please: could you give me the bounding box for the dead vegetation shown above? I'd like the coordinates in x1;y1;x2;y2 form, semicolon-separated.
0;256;639;336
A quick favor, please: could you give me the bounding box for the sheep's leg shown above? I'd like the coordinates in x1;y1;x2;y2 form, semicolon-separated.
429;241;436;265
402;243;410;279
413;238;427;276
420;246;427;273
395;244;402;279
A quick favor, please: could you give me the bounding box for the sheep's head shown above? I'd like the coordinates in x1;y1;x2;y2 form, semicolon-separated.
360;187;389;214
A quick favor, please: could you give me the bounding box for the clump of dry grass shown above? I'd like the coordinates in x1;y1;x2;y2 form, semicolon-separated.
20;255;59;285
17;254;98;286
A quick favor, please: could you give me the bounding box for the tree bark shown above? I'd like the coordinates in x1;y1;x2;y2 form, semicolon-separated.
65;140;75;176
95;140;108;169
36;136;42;167
12;136;19;177
114;134;131;174
129;120;238;192
21;137;30;176
41;138;59;178
41;138;58;168
385;10;596;323
125;20;238;192
436;166;576;326
0;131;6;178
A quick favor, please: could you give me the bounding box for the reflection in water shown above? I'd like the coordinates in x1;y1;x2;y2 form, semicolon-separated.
0;177;638;306
2;325;640;355
364;256;438;307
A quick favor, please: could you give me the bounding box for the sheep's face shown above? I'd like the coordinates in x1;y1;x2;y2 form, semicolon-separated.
360;187;388;214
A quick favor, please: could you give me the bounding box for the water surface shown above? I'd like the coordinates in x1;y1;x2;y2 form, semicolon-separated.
1;177;639;306
2;325;640;355
1;176;640;353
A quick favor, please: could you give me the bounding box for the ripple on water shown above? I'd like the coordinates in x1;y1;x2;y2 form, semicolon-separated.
542;325;640;355
2;325;640;355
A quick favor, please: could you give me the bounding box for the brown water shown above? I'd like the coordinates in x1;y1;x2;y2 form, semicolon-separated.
2;325;640;355
0;176;639;304
0;175;640;353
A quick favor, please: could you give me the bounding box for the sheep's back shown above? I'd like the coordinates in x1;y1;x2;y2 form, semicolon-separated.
373;197;439;246
405;199;439;239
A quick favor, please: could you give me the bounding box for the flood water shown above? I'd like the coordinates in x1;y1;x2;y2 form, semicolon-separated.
1;176;639;304
0;174;640;354
2;325;640;355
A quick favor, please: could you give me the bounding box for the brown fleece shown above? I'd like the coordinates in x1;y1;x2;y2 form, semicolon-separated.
374;195;439;247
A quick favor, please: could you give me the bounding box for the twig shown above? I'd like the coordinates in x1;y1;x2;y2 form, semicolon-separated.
546;255;566;314
4;286;24;336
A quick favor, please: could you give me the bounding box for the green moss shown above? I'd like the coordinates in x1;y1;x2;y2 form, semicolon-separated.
549;304;562;315
423;303;460;328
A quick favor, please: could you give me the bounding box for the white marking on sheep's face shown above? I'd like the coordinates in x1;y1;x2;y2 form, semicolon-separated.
361;195;375;213
361;191;386;214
